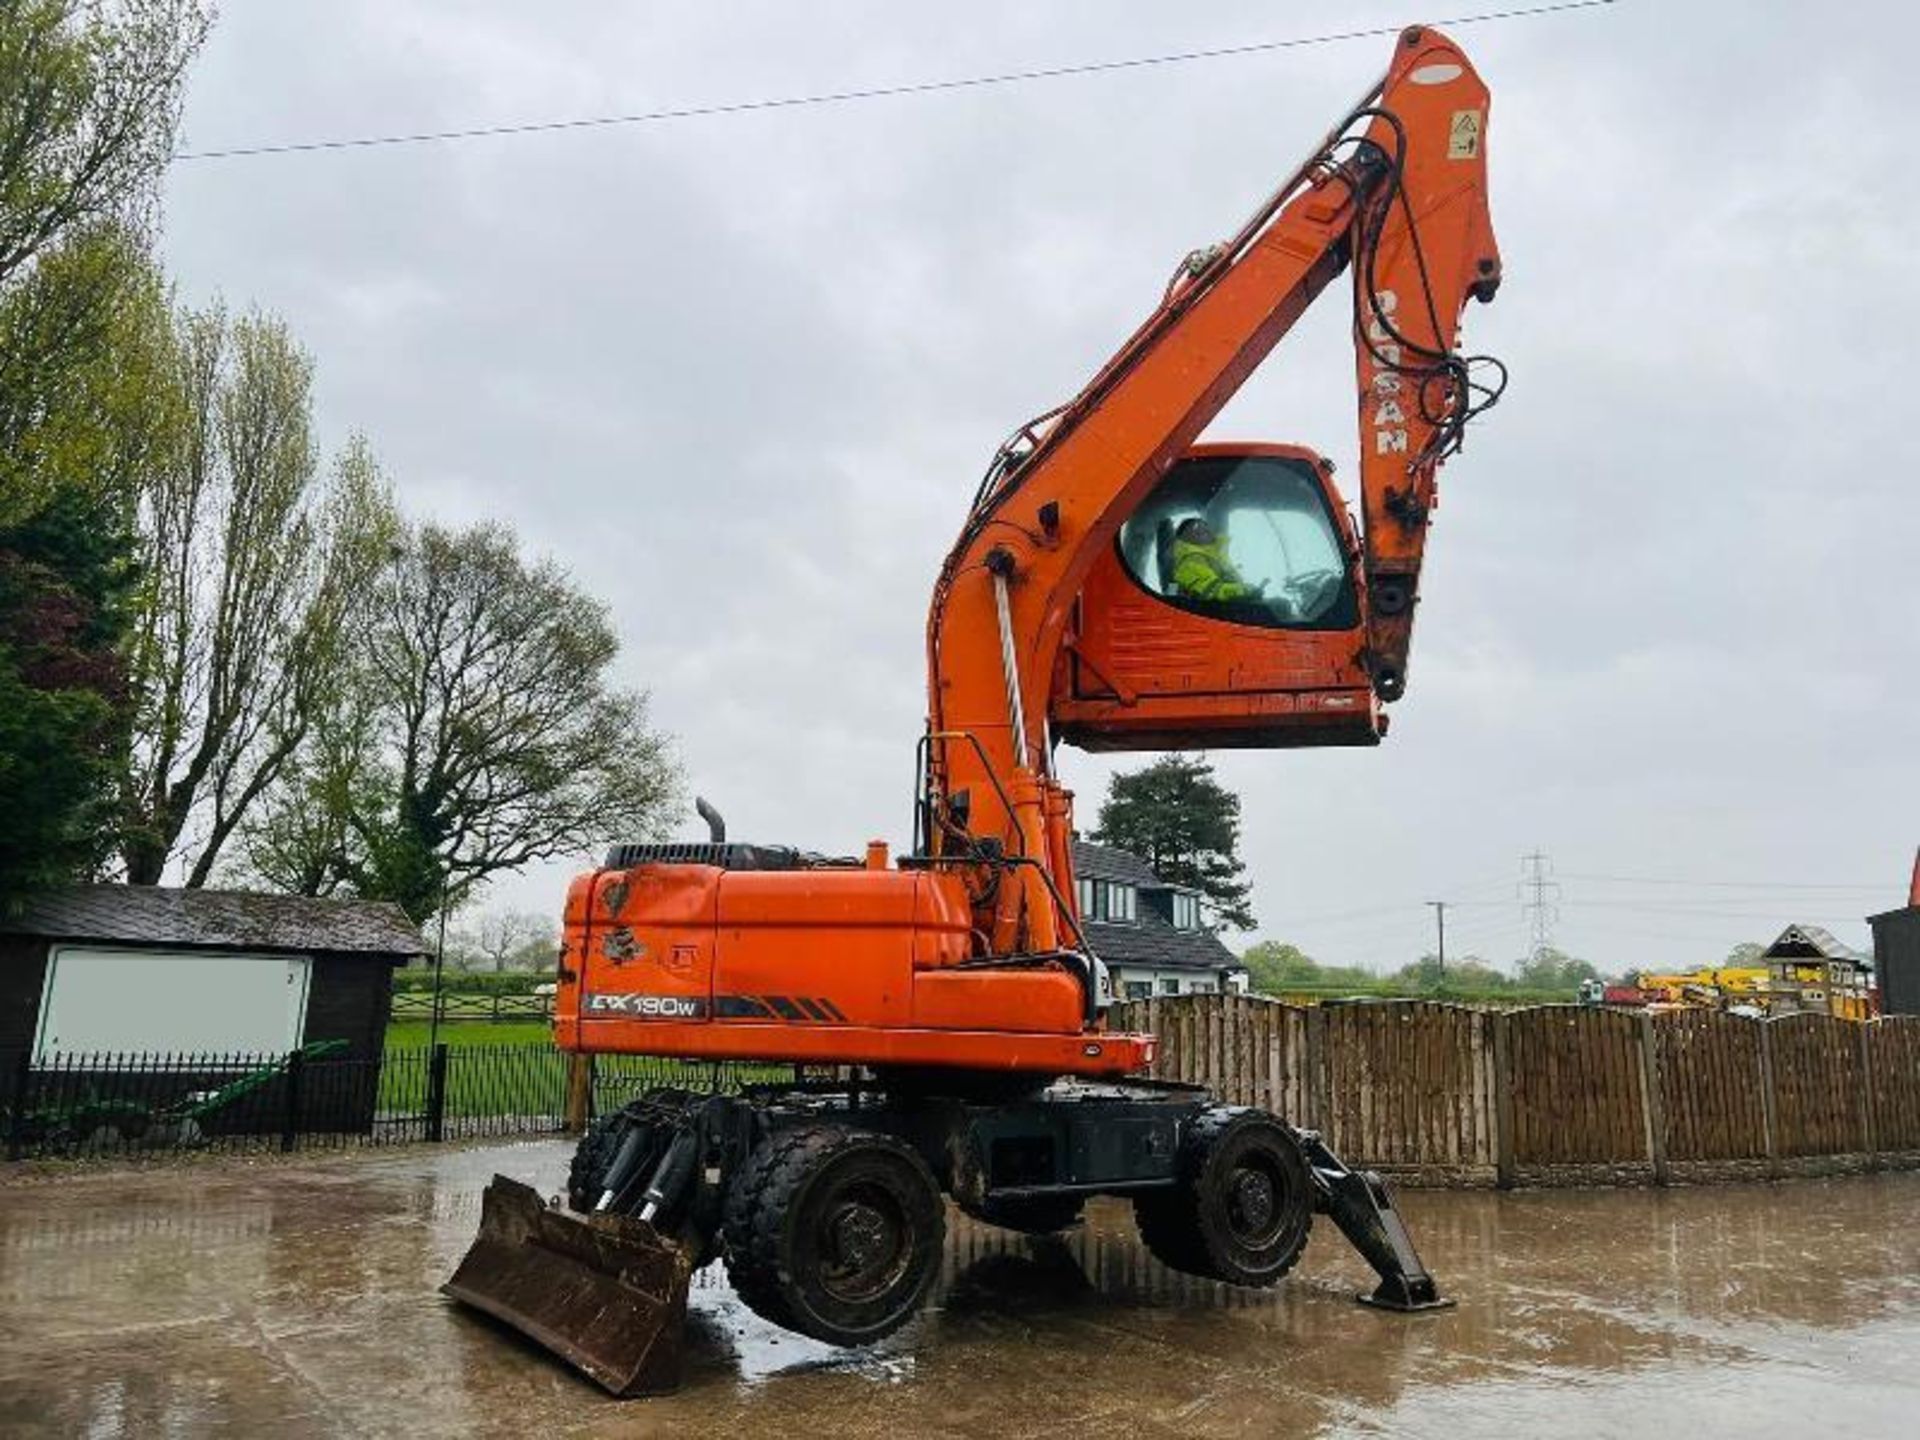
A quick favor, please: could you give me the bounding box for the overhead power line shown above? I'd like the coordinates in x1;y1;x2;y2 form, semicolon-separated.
1556;871;1889;893
1560;902;1866;924
175;0;1618;162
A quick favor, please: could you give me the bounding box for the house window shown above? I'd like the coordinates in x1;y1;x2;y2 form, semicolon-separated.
1159;977;1181;996
1172;892;1202;931
1079;880;1139;923
1124;980;1151;1000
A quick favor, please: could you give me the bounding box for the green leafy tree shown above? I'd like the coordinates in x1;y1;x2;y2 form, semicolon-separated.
0;0;207;907
1243;941;1319;990
1242;940;1381;995
0;485;139;906
1;0;208;524
1091;755;1254;930
243;523;681;923
1513;947;1601;991
1394;953;1511;993
1724;941;1767;966
120;310;400;885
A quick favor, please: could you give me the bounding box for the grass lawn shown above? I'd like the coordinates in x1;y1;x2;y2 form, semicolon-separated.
374;1020;793;1118
377;1022;563;1115
384;1020;555;1049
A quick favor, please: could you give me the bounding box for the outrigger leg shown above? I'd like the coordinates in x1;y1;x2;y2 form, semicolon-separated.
1294;1129;1455;1312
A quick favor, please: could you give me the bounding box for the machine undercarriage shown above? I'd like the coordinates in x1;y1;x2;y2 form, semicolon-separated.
445;1076;1450;1395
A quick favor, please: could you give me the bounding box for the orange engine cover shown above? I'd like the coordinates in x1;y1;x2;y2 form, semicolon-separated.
554;862;1153;1077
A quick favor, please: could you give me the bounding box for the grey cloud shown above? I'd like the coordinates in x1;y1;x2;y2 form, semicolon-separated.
160;1;1917;971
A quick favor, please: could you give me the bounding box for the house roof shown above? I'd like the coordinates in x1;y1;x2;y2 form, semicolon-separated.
2;885;427;959
1083;916;1241;973
1072;840;1163;888
1762;924;1869;968
1072;840;1242;974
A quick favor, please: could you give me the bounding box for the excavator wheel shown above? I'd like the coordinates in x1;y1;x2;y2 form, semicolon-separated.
1134;1107;1313;1286
959;1192;1086;1235
565;1112;630;1214
722;1123;945;1345
566;1092;719;1265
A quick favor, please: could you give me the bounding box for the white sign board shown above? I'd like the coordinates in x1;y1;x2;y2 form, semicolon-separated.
36;947;311;1060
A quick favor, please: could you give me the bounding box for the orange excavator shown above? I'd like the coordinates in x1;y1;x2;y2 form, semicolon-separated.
448;24;1502;1393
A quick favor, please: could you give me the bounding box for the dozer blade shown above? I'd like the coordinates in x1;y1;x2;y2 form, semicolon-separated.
443;1174;692;1396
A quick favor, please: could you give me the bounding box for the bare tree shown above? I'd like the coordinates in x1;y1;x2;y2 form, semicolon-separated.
123;309;398;884
459;909;558;972
243;522;680;921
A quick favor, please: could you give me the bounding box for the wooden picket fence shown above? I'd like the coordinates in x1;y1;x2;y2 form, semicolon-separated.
1109;995;1920;1186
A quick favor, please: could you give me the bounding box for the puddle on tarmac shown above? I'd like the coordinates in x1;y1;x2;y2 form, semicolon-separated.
4;1141;1920;1438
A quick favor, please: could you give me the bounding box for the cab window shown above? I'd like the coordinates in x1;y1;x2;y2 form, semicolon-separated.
1116;454;1357;629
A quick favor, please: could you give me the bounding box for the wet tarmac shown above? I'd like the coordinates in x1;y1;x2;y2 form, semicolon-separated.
2;1143;1917;1439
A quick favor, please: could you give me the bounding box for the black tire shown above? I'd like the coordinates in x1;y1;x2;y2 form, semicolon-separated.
565;1112;627;1214
1134;1189;1212;1276
1133;1107;1313;1286
722;1124;946;1346
960;1192;1086;1235
569;1092;724;1265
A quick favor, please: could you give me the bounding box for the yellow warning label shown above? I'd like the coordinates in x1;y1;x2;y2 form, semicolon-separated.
1448;109;1483;160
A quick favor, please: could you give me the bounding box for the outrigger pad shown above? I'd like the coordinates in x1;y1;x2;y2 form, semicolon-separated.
1293;1131;1456;1313
443;1175;692;1396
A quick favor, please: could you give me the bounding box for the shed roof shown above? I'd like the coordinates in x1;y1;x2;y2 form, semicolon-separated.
1762;924;1868;968
2;885;427;958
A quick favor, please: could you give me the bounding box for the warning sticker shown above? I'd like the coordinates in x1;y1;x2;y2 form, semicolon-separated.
1448;109;1483;160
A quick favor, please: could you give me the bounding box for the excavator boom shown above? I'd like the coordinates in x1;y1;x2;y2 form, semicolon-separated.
926;24;1499;953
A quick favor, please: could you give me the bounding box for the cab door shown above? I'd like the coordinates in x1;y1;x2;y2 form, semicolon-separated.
1050;443;1381;752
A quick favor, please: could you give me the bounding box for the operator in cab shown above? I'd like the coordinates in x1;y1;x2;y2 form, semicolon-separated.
1169;517;1261;604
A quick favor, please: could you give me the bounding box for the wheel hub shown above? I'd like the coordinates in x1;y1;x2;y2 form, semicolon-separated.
1229;1165;1277;1236
821;1196;904;1300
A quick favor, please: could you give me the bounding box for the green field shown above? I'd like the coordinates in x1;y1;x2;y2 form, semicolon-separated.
373;1023;759;1118
384;1020;554;1049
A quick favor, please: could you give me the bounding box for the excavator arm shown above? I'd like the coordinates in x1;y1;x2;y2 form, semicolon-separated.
923;25;1502;953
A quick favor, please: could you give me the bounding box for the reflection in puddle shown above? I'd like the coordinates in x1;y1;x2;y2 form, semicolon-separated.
681;1208;1293;1383
5;1143;1920;1438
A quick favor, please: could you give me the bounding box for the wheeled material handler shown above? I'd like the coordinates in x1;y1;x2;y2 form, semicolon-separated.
448;23;1500;1394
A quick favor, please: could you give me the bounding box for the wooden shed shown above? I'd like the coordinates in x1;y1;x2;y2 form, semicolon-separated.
1868;850;1920;1017
0;885;424;1063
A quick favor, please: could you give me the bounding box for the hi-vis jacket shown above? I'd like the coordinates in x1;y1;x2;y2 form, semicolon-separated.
1170;536;1255;601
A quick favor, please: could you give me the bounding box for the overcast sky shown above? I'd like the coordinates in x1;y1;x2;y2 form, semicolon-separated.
158;0;1916;973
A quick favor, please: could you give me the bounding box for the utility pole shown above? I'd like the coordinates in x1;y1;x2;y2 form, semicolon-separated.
1427;900;1447;977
